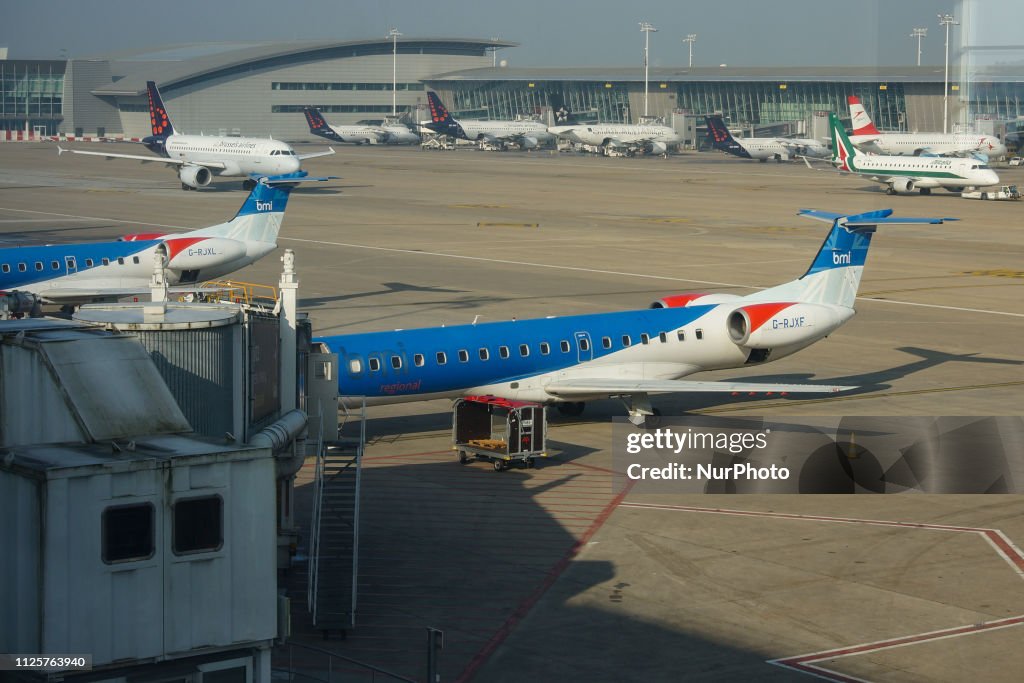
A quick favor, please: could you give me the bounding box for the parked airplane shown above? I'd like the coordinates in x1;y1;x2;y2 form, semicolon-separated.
0;173;326;305
315;208;954;424
705;116;830;162
423;92;555;149
547;100;681;156
303;107;420;145
847;96;1006;160
827;112;1000;195
58;81;334;190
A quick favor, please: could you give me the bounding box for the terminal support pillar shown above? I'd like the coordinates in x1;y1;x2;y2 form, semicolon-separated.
279;249;298;414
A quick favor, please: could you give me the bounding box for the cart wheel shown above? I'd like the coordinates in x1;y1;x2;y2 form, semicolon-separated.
493;459;506;472
458;451;470;464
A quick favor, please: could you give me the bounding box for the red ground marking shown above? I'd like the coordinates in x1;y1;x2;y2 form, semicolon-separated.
455;481;634;682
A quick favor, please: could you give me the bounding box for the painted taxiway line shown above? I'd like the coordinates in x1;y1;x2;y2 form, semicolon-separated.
619;503;1024;682
769;615;1024;683
2;205;1022;318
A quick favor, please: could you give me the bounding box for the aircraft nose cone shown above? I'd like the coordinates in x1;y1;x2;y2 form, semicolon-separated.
288;157;301;173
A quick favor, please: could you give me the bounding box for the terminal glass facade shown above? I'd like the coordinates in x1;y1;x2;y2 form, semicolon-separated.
0;60;64;132
444;81;631;123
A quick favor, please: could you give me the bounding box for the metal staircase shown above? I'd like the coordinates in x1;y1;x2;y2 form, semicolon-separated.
308;398;365;636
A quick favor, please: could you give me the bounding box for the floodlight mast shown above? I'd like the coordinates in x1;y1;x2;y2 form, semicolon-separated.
910;27;927;66
639;22;658;118
388;27;402;116
683;34;697;69
938;13;958;134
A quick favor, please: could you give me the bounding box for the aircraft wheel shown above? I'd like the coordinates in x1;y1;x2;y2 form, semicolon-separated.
919;188;931;195
181;183;192;191
885;186;897;195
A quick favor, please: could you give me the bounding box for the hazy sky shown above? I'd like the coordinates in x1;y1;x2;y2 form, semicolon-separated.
0;0;980;67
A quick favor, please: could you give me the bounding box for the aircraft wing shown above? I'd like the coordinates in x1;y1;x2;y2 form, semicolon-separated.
56;146;227;169
297;147;336;161
543;378;854;399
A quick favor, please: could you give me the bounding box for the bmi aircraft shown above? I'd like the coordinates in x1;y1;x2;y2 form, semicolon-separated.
847;96;1006;160
0;174;327;306
827;112;1000;194
315;208;954;425
58;81;335;190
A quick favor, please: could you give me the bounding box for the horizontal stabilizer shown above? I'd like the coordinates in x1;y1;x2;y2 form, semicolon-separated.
797;209;957;227
544;378;854;399
250;171;338;185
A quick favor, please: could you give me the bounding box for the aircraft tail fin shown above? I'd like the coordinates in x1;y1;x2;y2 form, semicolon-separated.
829;113;859;171
548;92;578;125
303;107;344;143
145;81;176;138
425;92;464;137
747;209;956;309
184;177;298;244
847;96;880;135
705;115;737;148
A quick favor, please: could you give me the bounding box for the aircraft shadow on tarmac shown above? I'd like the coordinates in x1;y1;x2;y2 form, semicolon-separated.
300;282;469;308
285;459;806;683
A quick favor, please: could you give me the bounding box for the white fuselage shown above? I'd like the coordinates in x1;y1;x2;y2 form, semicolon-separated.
552;124;682;147
164;135;301;176
847;155;1000;189
849;132;1007;158
735;137;830;160
458;120;554;143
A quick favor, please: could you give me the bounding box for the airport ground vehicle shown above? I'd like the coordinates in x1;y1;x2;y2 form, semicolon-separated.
453;396;547;471
961;185;1020;200
1008;157;1023;166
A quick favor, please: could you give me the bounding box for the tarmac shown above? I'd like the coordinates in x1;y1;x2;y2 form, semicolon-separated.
2;141;1023;682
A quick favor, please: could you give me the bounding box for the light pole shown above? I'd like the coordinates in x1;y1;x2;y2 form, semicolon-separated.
910;27;926;66
639;22;657;118
683;34;697;69
938;13;958;134
388;27;402;116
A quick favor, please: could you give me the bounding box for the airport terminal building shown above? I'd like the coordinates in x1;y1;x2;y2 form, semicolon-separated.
2;36;1022;147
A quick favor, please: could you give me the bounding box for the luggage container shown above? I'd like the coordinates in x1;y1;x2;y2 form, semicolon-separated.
452;395;547;471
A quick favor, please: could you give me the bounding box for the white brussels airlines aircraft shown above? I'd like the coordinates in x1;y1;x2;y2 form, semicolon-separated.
58;81;334;190
316;208;954;424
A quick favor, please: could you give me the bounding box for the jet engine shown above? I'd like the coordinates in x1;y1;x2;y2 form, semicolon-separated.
888;177;915;194
647;141;668;156
161;237;247;270
520;136;539;149
179;165;213;189
651;293;742;309
726;302;851;349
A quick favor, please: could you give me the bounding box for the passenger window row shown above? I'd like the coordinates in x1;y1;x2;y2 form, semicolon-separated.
348;327;706;375
1;255;138;274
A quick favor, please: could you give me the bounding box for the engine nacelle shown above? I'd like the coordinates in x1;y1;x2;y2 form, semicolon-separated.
648;141;668;155
179;165;213;188
162;237;247;270
651;292;742;309
727;302;851;349
889;176;915;193
520;136;539;149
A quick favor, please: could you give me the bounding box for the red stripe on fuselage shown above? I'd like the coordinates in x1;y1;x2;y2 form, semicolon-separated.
164;237;206;261
742;302;797;332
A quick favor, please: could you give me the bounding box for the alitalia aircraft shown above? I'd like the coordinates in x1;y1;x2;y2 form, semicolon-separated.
423;92;555;149
58;81;334;190
0;173;327;305
847;96;1006;160
316;208;954;425
827;112;1000;194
